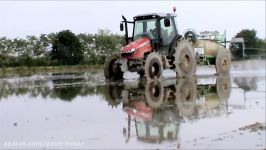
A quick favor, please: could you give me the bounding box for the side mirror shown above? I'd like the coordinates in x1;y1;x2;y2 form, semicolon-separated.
164;18;170;27
120;22;124;31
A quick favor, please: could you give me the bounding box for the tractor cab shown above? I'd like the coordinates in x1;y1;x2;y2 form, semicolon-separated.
120;13;180;57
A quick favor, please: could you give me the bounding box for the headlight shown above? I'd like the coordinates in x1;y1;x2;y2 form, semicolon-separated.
122;48;136;54
128;48;136;53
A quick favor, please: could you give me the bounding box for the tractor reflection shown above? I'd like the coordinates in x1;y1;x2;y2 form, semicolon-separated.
105;76;231;144
123;79;180;143
177;77;231;119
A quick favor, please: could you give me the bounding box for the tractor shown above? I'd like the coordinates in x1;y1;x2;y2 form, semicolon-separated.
104;12;231;80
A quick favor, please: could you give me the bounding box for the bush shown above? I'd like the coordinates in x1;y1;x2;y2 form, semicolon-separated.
50;30;84;65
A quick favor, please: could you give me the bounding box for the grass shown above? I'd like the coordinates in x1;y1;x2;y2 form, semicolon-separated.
0;64;104;76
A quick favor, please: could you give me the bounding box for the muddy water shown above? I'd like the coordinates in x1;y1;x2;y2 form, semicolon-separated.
0;59;265;149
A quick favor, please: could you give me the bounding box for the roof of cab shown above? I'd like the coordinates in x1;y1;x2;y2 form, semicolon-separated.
133;13;176;20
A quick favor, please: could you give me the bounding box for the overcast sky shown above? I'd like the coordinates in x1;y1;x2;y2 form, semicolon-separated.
0;1;265;40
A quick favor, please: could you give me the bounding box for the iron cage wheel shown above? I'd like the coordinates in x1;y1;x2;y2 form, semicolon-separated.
174;40;196;78
104;82;122;107
175;78;197;104
216;76;232;101
104;52;123;80
145;80;164;109
215;48;231;75
175;78;197;117
144;52;163;80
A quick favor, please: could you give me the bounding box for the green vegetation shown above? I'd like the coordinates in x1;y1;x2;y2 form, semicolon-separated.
0;65;103;77
0;29;123;68
0;28;265;68
234;29;265;49
51;30;84;65
230;29;266;58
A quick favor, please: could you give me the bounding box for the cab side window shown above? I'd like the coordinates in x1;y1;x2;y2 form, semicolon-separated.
160;18;176;46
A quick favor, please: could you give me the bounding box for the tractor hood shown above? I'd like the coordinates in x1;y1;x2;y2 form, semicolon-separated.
121;37;151;55
123;101;153;122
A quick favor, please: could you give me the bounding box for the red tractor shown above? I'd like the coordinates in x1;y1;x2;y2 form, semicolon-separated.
104;13;231;80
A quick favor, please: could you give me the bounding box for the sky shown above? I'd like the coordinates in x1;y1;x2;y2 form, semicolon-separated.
0;1;265;40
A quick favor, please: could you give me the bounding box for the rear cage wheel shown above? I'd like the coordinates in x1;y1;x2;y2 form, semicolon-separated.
174;40;196;78
215;48;231;75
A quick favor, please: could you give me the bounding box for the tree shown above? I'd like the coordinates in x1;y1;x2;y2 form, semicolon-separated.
77;29;123;65
50;30;84;65
230;29;266;58
93;29;123;64
234;29;257;48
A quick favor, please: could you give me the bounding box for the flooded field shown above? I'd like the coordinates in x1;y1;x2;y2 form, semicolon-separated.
0;59;265;149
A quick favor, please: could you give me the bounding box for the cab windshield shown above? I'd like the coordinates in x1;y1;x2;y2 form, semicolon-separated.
133;19;158;40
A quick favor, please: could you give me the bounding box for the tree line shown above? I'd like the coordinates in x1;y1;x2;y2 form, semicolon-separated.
0;28;265;67
0;29;124;67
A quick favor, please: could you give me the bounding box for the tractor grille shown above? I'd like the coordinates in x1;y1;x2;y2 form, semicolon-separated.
121;52;133;57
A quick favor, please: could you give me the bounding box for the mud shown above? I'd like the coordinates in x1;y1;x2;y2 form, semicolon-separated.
0;59;265;149
239;122;266;132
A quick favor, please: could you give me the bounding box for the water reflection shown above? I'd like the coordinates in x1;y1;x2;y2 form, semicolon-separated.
104;77;231;144
0;71;262;105
51;73;86;101
0;71;105;101
0;69;265;149
234;76;258;92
